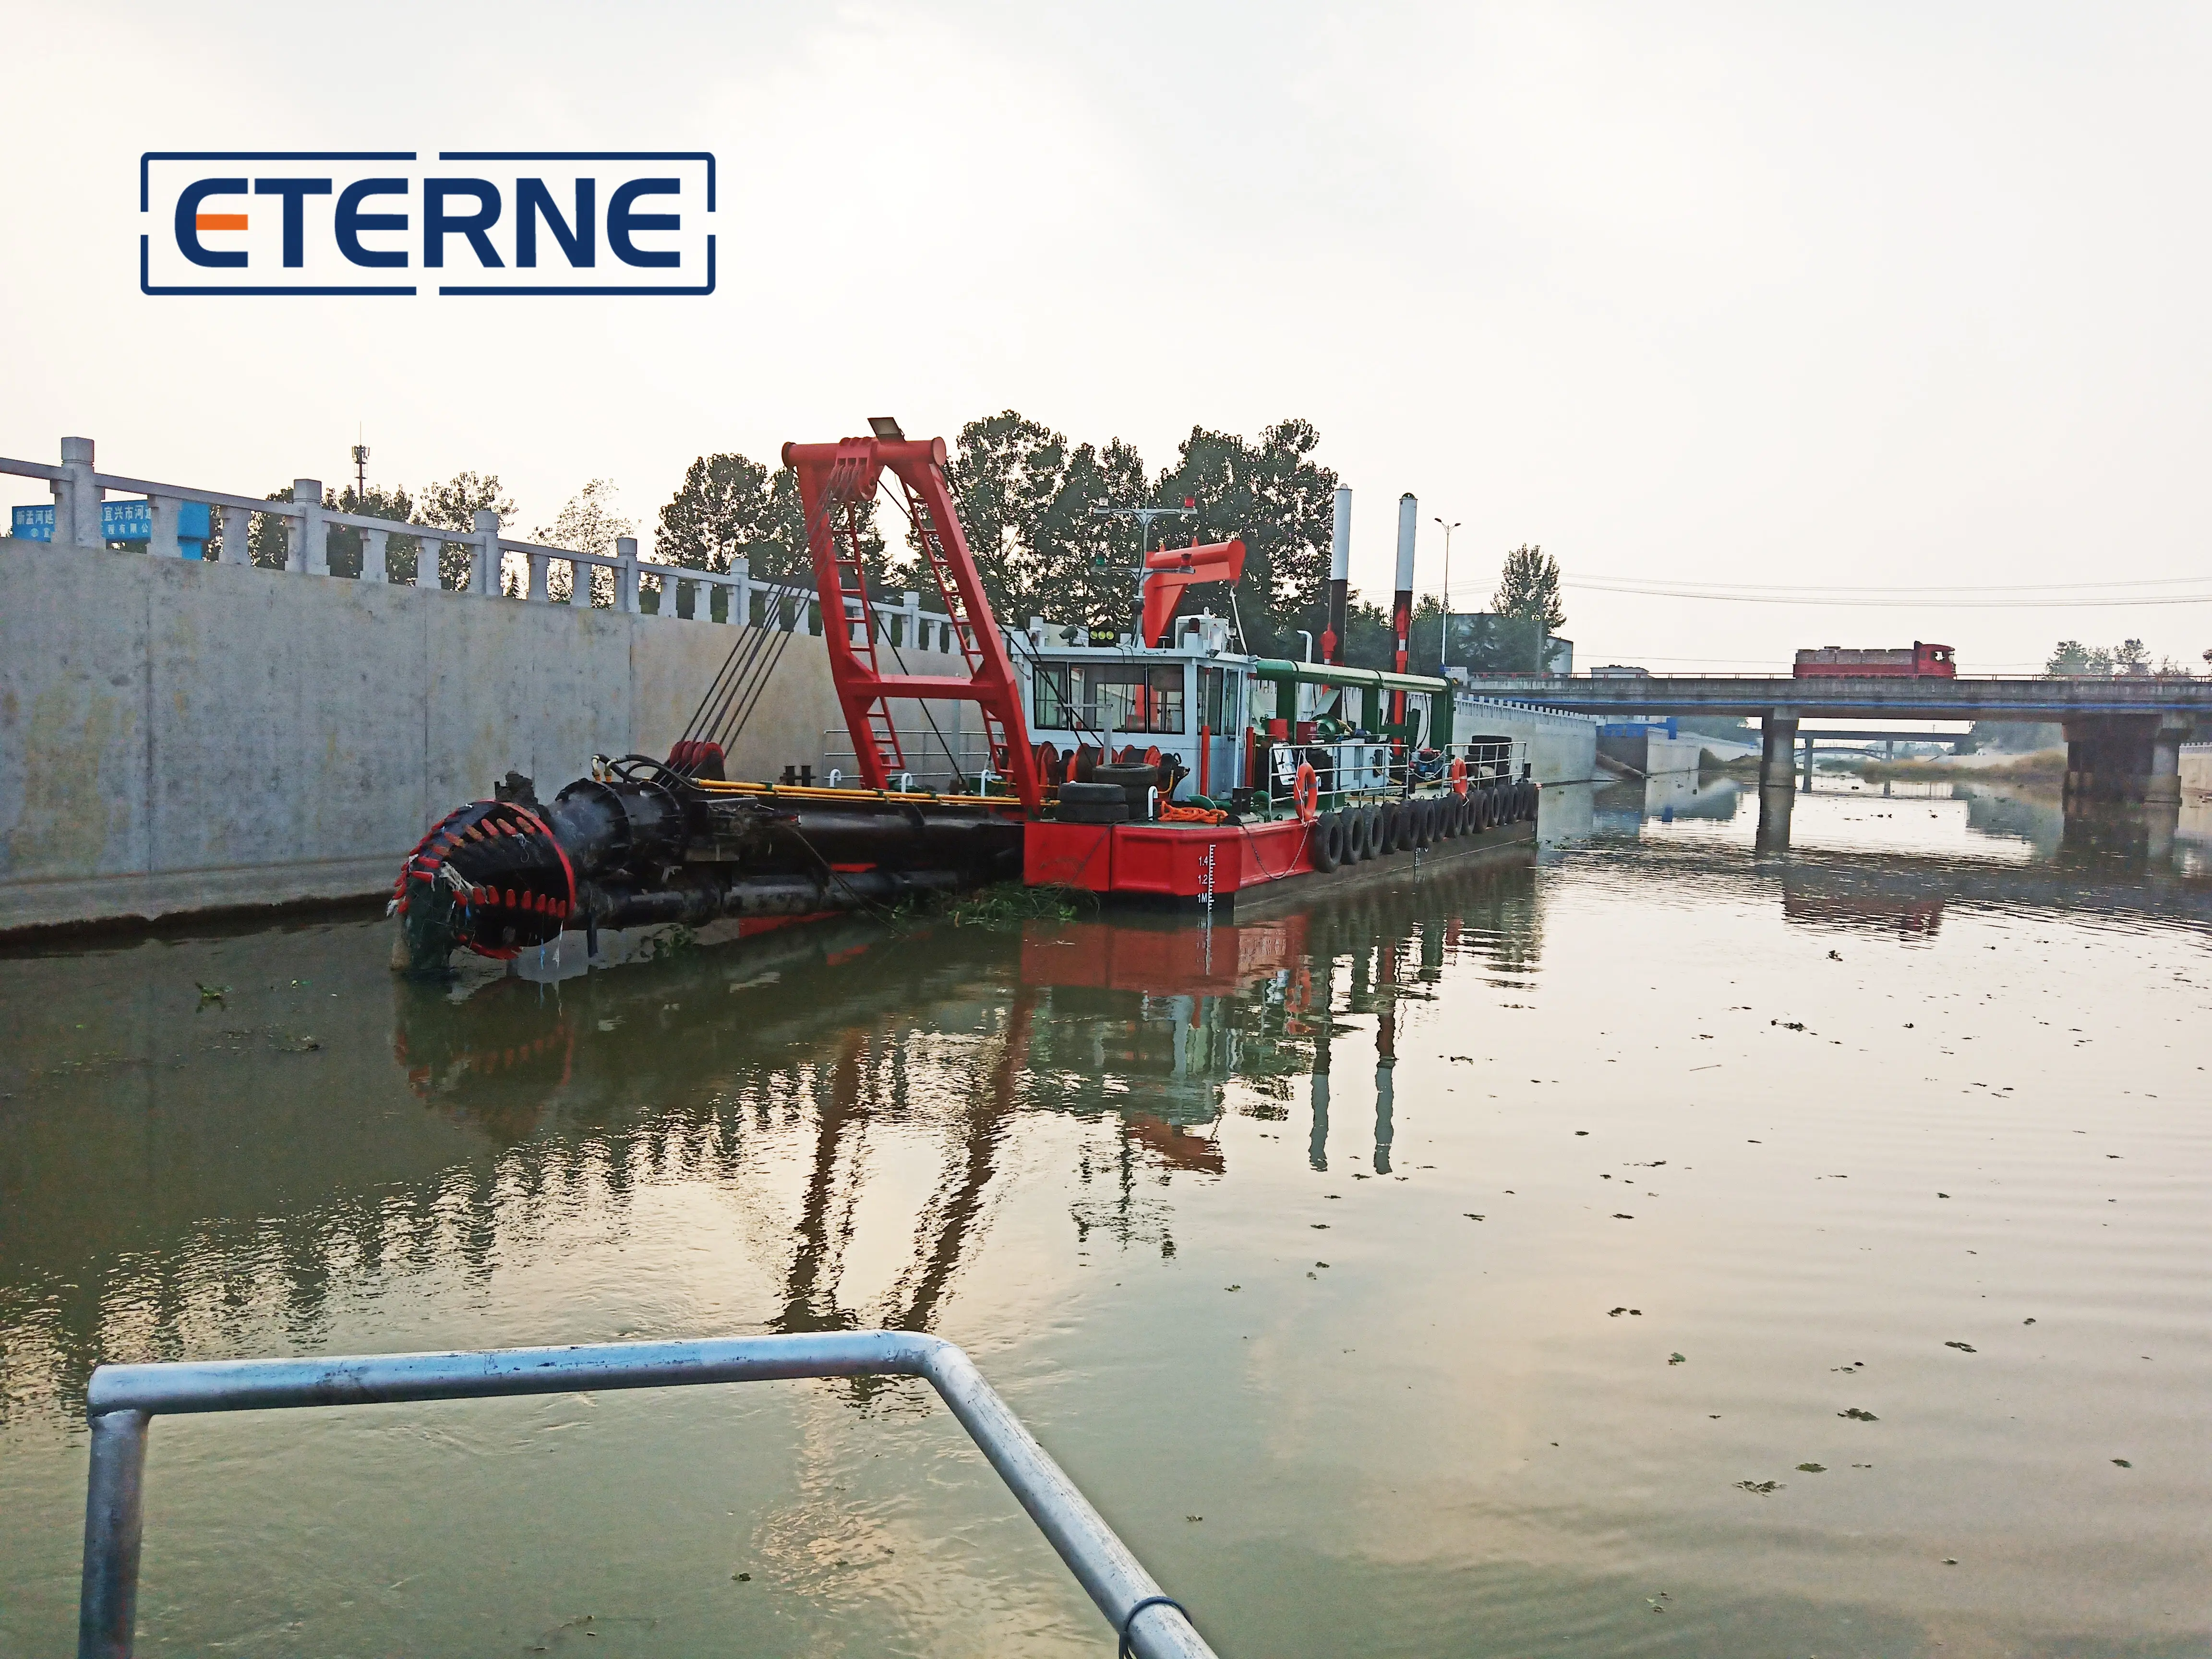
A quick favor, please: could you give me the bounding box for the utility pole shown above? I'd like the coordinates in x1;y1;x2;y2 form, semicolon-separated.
1091;500;1198;647
351;438;369;505
1432;516;1460;671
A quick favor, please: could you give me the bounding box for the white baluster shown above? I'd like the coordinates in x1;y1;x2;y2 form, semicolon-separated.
148;496;181;558
472;509;499;596
362;528;389;583
220;505;252;565
293;478;324;575
616;536;640;613
729;556;748;625
57;436;100;548
528;549;549;601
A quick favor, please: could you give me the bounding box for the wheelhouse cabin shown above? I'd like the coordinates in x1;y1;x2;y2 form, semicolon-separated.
1009;612;1526;817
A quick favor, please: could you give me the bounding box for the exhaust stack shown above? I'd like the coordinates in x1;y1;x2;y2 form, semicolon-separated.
1392;493;1418;727
1322;486;1351;664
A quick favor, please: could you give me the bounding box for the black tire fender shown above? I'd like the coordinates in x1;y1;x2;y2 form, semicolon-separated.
1311;811;1343;872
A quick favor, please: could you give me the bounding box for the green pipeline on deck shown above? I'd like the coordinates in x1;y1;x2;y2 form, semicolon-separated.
1249;659;1456;745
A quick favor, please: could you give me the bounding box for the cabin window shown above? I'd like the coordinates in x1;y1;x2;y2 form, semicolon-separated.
1034;665;1075;730
1032;663;1186;734
1200;667;1232;732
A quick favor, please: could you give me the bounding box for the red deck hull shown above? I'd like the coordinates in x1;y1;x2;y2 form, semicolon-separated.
1024;817;1317;899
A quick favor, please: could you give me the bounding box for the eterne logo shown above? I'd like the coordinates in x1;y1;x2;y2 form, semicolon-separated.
140;152;715;296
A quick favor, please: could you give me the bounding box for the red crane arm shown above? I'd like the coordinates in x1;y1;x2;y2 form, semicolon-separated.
781;431;1041;813
1140;538;1246;648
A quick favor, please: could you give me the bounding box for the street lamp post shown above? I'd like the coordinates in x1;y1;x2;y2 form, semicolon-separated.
1433;517;1460;670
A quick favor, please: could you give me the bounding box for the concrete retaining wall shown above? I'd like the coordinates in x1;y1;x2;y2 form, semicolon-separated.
1452;696;1600;784
0;537;965;933
2182;744;2211;795
1596;729;1706;777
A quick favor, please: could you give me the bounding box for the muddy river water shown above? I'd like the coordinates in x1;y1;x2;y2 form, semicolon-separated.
3;778;2207;1657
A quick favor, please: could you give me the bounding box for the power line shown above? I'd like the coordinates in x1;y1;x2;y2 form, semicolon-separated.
1571;571;2211;595
1431;572;2212;609
1557;579;2212;609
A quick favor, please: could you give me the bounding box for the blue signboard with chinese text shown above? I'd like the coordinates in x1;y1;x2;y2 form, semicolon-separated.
12;499;211;557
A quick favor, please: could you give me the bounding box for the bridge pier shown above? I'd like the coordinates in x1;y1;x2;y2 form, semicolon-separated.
1759;712;1800;791
2063;715;2192;805
1755;783;1793;854
2059;797;2183;865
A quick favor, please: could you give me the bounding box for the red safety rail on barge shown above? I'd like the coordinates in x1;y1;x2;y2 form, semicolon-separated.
1792;641;1956;678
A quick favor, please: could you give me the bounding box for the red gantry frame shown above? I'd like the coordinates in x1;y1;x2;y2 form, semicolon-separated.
781;430;1042;814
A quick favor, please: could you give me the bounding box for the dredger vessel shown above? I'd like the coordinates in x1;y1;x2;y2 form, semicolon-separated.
391;421;1537;974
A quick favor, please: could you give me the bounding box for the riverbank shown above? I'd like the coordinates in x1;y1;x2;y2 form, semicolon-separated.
1854;748;2066;784
1701;748;2068;785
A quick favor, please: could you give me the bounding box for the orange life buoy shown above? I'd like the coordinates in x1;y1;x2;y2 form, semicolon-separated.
1449;756;1469;797
1293;761;1320;822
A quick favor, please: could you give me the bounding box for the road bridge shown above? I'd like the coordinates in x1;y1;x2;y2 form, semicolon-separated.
1789;727;1973;743
1461;675;2212;803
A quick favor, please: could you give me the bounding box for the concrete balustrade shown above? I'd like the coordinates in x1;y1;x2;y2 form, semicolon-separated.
0;434;950;645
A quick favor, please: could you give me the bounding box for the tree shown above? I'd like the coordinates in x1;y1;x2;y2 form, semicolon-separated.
535;480;634;604
1026;436;1152;636
657;453;774;575
947;411;1070;623
327;483;417;582
2047;638;2155;677
943;414;1159;637
1492;543;1565;632
250;473;509;588
1337;599;1395;670
417;472;516;590
1153;418;1339;656
249;487;297;569
639;412;1344;649
1340;594;1444;674
655;451;884;620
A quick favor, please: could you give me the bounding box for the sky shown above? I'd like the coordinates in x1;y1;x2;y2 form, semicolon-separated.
4;1;2209;675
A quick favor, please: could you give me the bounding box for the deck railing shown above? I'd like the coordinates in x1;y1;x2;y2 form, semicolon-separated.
2;435;960;652
1263;736;1525;816
78;1331;1212;1659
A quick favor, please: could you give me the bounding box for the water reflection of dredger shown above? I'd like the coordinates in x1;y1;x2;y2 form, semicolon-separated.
388;914;904;1131
382;847;1551;1353
391;916;1047;1351
1017;918;1310;1173
1016;851;1546;1201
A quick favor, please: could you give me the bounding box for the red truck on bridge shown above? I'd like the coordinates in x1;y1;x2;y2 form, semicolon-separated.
1793;642;1957;678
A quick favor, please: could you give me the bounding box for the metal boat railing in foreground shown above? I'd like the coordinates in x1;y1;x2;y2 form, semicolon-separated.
78;1331;1213;1659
